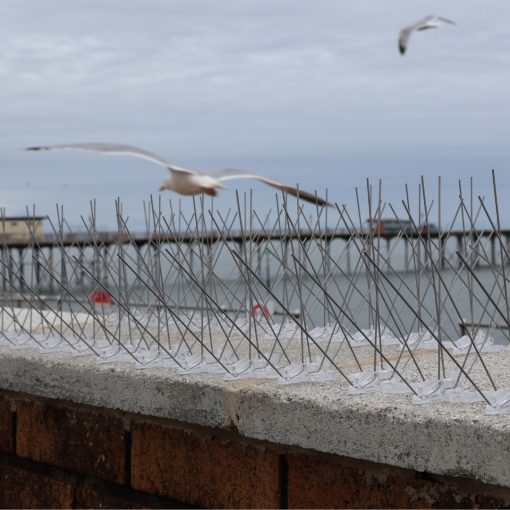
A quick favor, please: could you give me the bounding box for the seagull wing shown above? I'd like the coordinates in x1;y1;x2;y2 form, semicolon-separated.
213;169;332;207
398;26;414;54
416;15;454;29
435;16;456;26
25;143;194;174
398;15;455;55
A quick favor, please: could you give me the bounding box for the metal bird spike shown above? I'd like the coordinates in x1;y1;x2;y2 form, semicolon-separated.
1;178;509;412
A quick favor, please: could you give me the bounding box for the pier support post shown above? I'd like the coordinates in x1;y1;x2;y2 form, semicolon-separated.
8;250;14;292
256;243;262;275
18;248;26;292
48;247;54;291
347;239;352;274
206;242;212;282
439;235;446;270
103;245;109;282
283;240;289;271
188;244;194;275
325;240;331;276
60;243;68;295
302;240;308;272
490;235;496;267
34;247;41;287
265;247;271;290
1;247;6;293
79;247;85;284
457;236;464;267
91;243;97;282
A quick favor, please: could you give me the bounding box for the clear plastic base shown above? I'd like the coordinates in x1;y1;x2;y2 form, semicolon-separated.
134;350;180;370
348;330;402;348
67;338;112;357
178;354;229;375
277;362;338;385
484;387;510;415
347;369;412;395
38;338;92;355
0;332;40;349
411;372;482;404
263;323;301;341
95;343;141;365
224;358;278;380
452;331;508;355
405;329;438;349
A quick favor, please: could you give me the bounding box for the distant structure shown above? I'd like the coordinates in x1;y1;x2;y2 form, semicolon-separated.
0;216;45;241
364;218;438;236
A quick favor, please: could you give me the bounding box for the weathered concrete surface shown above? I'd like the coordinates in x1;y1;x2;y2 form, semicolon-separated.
0;344;509;488
234;383;510;487
0;346;228;428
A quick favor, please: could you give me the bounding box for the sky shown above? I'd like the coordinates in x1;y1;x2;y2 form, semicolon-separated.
1;1;509;229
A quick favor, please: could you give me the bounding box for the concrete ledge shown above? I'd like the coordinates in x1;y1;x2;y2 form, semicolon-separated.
0;346;228;428
0;345;509;488
235;384;510;487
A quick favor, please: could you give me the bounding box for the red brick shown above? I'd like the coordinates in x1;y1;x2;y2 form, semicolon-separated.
131;422;280;508
0;397;13;453
0;461;74;509
75;482;137;509
75;479;191;509
287;453;510;509
16;398;126;484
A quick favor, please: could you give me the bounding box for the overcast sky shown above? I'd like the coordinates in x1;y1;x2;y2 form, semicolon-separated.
1;1;509;227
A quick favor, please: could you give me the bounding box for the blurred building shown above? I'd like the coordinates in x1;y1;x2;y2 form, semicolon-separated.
0;216;45;241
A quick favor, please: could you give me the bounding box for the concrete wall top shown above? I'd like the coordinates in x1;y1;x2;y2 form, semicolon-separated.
0;344;509;488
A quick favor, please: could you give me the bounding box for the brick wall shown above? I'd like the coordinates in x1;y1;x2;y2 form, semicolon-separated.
0;390;508;508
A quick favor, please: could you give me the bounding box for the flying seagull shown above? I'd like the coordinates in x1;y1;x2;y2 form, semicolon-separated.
25;143;332;207
398;15;456;55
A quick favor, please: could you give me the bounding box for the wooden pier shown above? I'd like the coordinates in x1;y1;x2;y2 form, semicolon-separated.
0;226;508;293
1;226;506;248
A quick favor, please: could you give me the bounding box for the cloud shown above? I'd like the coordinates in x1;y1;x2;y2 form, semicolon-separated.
1;0;509;225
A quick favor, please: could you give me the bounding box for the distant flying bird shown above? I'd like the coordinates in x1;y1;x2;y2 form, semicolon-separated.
25;143;331;206
398;15;456;55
